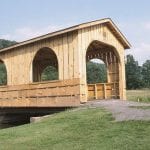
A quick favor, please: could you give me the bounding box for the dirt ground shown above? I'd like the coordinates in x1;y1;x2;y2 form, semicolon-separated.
81;100;150;121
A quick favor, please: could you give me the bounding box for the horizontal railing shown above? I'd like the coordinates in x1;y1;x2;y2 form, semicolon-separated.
87;82;119;100
0;78;81;107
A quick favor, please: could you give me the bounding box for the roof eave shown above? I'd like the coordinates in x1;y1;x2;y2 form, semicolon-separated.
0;18;131;52
106;18;131;49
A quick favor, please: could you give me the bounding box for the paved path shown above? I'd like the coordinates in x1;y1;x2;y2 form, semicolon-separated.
81;100;150;121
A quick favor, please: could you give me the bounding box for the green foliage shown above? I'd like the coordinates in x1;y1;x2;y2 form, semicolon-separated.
0;108;149;150
0;39;17;49
0;64;7;85
86;61;107;84
125;55;143;89
142;60;150;88
41;66;58;81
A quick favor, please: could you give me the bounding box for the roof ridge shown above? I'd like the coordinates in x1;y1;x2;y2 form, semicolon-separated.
0;18;131;52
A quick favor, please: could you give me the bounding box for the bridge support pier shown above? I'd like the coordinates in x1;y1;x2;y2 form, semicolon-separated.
0;107;69;128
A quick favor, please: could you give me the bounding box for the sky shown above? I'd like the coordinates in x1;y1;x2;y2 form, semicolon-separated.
0;0;150;65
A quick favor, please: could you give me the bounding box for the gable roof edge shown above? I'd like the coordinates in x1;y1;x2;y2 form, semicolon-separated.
0;18;131;53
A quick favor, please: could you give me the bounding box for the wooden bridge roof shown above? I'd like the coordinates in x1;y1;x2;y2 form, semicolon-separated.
0;18;131;53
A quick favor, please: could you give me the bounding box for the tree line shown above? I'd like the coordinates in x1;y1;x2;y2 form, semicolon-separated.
125;55;150;89
0;39;150;89
0;39;16;49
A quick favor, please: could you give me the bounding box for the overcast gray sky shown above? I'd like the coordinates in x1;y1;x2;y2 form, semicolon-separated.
0;0;150;65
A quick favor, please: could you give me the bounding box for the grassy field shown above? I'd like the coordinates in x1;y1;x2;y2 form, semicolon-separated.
127;89;150;102
0;108;149;150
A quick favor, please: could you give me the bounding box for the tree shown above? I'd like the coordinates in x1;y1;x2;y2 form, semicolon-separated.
86;61;107;84
0;63;7;85
41;66;58;81
125;54;143;89
142;60;150;88
0;39;17;49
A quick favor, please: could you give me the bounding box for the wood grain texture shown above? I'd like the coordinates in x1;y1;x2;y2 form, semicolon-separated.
0;78;81;107
0;20;128;107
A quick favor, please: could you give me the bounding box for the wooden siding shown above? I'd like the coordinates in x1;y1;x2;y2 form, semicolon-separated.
77;24;126;100
0;31;79;85
0;20;128;107
87;83;119;100
0;79;81;107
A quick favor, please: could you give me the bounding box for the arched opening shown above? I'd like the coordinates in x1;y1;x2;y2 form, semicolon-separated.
0;60;7;86
86;40;120;100
32;47;58;82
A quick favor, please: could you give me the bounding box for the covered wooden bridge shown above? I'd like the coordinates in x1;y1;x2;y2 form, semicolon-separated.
0;18;131;107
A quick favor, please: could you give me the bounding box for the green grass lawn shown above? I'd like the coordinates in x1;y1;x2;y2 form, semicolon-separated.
0;108;149;150
127;90;150;103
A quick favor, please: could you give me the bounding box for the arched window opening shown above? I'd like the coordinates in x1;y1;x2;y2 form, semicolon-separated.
32;47;58;82
86;40;120;99
86;58;107;84
0;60;7;85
